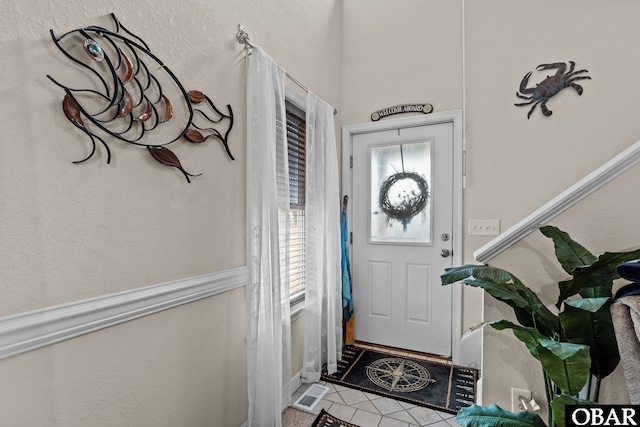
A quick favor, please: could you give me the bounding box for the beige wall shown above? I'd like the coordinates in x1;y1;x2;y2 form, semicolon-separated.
341;0;489;333
6;0;640;424
0;0;341;425
0;288;247;426
465;0;640;412
342;0;640;416
0;0;341;316
291;316;306;375
341;0;463;125
340;0;483;332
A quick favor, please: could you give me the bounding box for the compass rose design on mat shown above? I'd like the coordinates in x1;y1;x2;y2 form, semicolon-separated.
366;357;436;393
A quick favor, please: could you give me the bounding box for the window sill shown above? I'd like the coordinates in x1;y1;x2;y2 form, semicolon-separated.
291;297;305;321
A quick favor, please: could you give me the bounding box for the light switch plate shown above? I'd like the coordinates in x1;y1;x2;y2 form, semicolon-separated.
469;219;500;236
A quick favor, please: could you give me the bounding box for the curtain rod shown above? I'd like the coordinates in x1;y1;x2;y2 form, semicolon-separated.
236;25;337;115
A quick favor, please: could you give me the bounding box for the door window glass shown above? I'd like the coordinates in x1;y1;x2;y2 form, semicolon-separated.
370;141;432;244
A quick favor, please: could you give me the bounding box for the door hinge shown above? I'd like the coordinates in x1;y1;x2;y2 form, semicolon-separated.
350;156;353;169
350;231;353;244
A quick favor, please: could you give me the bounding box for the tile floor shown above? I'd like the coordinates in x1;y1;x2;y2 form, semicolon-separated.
292;382;461;427
291;344;462;427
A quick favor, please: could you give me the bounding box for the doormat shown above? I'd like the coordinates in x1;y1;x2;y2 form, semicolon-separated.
311;409;360;427
321;345;479;415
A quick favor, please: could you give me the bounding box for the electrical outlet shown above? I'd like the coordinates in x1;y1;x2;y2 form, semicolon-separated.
469;219;500;236
511;388;532;412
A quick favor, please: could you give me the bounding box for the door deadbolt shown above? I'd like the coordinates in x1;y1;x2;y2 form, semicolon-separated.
441;233;450;241
440;249;451;257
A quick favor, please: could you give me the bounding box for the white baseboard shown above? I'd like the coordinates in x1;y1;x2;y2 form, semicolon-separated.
476;377;483;405
290;369;304;394
458;326;484;370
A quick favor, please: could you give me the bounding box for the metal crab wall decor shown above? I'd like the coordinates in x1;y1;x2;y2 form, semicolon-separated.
515;61;591;119
47;13;234;182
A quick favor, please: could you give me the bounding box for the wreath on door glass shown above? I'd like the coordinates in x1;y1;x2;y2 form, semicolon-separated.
378;171;429;222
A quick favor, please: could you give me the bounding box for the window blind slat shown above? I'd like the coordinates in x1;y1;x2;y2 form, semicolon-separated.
284;105;306;301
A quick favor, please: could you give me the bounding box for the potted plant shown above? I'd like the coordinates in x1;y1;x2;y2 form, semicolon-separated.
441;225;640;426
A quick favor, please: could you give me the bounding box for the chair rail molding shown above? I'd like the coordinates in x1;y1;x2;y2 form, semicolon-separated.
0;266;249;360
475;138;640;263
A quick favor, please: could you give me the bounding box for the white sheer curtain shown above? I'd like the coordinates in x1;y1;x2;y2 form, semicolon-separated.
301;93;342;382
246;46;291;427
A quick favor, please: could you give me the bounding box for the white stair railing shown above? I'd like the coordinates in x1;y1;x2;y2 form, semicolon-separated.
474;139;640;263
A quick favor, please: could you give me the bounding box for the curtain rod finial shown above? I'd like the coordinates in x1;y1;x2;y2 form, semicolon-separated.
236;25;252;49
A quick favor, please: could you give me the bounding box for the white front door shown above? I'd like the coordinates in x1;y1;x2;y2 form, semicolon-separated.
350;121;455;357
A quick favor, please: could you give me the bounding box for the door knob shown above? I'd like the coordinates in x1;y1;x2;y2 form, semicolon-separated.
440;249;451;257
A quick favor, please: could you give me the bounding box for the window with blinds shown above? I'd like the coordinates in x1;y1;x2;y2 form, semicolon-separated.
284;104;306;305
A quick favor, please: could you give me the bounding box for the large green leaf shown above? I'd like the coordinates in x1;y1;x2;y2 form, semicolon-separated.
441;264;517;286
550;394;593;427
455;404;546;427
560;298;619;379
464;278;545;332
442;265;559;337
540;226;597;275
490;320;547;359
557;249;640;306
537;339;591;396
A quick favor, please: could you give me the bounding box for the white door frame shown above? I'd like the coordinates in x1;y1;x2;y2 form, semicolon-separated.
342;109;464;364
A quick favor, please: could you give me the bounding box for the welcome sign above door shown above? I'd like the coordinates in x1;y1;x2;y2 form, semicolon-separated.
371;103;433;121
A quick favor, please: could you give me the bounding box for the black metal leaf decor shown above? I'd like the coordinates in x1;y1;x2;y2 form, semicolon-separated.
47;13;234;182
147;146;201;183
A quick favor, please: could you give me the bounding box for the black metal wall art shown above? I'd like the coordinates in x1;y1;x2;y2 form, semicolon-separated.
47;14;234;182
515;61;591;119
